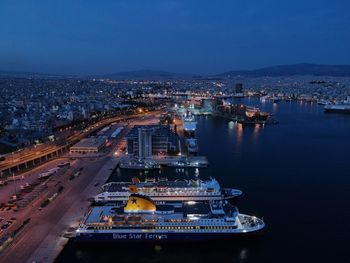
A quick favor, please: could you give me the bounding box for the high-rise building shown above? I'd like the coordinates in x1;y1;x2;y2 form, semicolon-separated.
138;127;153;158
126;125;179;157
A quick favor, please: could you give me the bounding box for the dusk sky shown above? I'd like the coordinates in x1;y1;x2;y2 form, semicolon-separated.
1;0;350;75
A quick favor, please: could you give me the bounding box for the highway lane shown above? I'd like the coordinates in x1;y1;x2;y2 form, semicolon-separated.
0;112;164;262
0;111;161;172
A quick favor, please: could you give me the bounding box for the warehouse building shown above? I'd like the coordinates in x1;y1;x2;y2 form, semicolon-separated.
70;137;106;154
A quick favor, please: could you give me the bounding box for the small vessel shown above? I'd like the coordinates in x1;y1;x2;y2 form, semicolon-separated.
260;96;268;103
183;111;197;137
167;160;188;167
76;194;264;242
185;161;207;168
186;138;198;154
324;104;350;114
119;160;160;170
194;168;199;177
317;99;329;105
271;97;281;103
245;106;269;121
167;160;207;168
94;177;242;203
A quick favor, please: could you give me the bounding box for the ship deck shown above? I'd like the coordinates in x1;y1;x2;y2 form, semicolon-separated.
84;202;230;225
103;180;211;192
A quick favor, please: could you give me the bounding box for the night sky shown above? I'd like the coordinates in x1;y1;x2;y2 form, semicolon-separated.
1;0;349;75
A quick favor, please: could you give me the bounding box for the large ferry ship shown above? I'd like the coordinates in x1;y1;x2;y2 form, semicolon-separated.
324;104;350;114
183;111;197;137
94;177;242;203
76;194;264;242
324;97;350;114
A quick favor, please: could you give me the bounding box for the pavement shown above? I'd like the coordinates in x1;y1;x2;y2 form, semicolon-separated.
0;112;164;263
0;111;161;175
0;158;72;205
173;116;187;155
0;155;119;263
27;156;119;263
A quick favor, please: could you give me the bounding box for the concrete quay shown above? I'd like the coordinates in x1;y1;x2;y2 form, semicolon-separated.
120;155;208;168
0;156;120;263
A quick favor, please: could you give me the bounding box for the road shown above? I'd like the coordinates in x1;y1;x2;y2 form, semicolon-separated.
0;158;71;205
0;156;115;263
0;111;161;174
173;116;186;155
0;112;163;263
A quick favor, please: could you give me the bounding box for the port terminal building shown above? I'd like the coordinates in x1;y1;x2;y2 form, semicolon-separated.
126;125;179;158
70;137;106;154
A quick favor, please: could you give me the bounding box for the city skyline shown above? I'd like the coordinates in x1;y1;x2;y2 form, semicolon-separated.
1;0;350;75
0;1;349;262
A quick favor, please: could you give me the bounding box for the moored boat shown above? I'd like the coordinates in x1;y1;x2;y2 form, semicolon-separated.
94;177;242;203
76;194;264;242
324;104;350;114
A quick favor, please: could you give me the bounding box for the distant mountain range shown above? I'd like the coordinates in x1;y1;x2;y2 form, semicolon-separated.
1;63;350;80
217;63;350;77
100;70;201;80
99;64;350;79
0;70;75;79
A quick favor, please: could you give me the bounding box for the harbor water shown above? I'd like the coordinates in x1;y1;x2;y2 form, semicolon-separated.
57;98;350;263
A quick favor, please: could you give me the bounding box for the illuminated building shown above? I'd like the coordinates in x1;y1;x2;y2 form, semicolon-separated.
70;137;106;153
126;125;179;157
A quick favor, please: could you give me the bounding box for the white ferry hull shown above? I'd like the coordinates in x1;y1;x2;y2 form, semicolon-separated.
324;104;350;114
76;226;264;242
95;190;242;203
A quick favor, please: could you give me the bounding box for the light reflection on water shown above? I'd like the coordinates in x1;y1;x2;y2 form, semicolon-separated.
57;98;350;263
236;123;243;146
228;120;234;129
272;102;278;113
253;124;261;143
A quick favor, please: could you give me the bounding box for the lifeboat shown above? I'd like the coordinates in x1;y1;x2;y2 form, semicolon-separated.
113;215;126;225
127;215;142;225
207;188;215;192
157;186;168;191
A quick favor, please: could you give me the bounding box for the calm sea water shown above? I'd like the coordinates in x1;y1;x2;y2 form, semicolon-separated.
57;99;350;263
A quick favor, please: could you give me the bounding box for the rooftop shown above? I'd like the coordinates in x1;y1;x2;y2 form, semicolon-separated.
126;125;175;138
71;137;105;148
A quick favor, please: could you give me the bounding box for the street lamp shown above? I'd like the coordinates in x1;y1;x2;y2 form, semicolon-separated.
12;172;17;200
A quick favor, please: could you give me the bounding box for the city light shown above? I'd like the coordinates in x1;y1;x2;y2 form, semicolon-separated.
0;2;347;259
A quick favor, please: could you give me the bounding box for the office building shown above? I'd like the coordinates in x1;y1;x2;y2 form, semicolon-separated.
126;125;179;157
